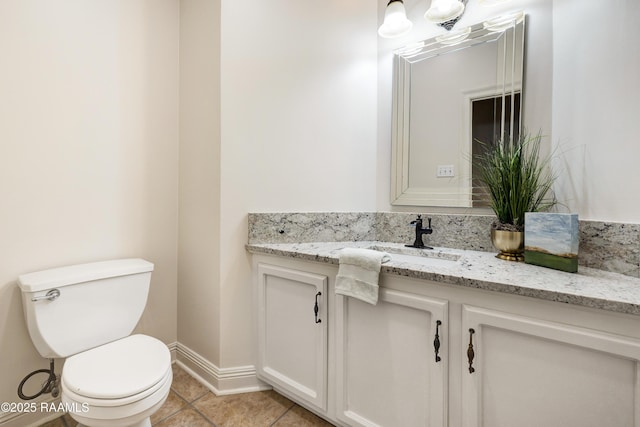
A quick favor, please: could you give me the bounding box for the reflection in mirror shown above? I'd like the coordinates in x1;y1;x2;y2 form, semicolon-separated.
471;92;521;205
391;11;525;208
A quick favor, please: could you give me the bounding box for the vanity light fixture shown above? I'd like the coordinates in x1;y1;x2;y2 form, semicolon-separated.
378;0;413;39
379;0;515;38
378;0;467;37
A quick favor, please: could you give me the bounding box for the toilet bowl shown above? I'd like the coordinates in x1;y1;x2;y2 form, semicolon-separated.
61;335;171;427
17;259;171;427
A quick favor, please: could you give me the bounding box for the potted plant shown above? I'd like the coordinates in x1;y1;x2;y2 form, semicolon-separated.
474;130;556;261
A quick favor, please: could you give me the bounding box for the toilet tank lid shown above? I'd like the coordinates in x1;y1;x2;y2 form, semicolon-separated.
18;258;154;293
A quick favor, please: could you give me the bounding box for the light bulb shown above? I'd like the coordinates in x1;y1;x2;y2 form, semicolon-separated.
425;0;465;24
378;0;413;38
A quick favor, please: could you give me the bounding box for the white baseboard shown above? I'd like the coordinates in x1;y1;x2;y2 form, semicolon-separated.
174;342;270;396
167;341;178;362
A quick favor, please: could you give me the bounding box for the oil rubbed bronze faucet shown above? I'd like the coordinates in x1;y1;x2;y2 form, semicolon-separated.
406;215;433;249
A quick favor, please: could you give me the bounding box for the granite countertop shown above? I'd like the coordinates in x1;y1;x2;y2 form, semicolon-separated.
246;241;640;317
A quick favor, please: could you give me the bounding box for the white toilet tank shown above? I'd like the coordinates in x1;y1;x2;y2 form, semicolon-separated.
18;258;154;358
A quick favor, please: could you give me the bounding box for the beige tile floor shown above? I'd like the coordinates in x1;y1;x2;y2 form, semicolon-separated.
40;364;335;427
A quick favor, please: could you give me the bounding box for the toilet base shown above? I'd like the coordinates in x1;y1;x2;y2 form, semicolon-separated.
67;380;168;427
75;418;151;427
69;394;165;427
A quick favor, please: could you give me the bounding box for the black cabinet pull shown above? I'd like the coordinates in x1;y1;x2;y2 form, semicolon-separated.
434;320;442;362
467;328;476;373
314;292;322;323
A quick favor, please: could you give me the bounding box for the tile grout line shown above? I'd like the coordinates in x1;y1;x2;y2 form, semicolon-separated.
150;391;190;426
150;389;216;427
188;392;218;427
268;403;295;427
190;403;218;427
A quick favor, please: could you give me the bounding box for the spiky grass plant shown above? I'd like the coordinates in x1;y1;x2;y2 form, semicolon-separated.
474;131;556;231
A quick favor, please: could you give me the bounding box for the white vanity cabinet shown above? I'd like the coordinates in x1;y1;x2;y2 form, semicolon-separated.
256;263;328;413
335;288;448;427
461;304;640;427
253;254;640;427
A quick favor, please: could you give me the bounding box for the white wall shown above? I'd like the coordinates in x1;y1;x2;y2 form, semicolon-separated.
218;0;378;368
175;0;378;388
0;1;179;424
551;0;640;222
378;0;640;223
178;0;222;370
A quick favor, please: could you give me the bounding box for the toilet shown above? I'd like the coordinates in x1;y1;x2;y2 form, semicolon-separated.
18;259;172;427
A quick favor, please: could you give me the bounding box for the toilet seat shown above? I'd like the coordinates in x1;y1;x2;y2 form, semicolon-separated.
62;334;171;406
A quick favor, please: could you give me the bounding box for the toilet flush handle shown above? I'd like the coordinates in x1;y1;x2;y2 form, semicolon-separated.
31;289;60;302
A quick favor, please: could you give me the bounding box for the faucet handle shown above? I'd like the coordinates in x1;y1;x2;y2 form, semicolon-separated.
427;217;432;229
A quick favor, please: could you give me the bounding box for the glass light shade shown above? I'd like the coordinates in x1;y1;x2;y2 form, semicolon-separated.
378;0;413;38
424;0;465;24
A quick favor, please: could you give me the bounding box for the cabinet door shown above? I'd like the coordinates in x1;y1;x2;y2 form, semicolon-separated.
336;287;448;427
462;305;640;427
257;263;328;412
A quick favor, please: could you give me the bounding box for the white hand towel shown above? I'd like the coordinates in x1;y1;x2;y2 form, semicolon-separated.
335;248;391;305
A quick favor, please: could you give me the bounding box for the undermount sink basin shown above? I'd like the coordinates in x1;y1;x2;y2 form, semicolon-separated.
367;244;461;266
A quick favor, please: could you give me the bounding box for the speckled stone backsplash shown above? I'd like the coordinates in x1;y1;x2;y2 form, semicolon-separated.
375;212;495;251
579;221;640;278
248;212;640;278
248;212;377;243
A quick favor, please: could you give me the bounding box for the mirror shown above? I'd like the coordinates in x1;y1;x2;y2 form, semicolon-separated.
391;11;525;207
